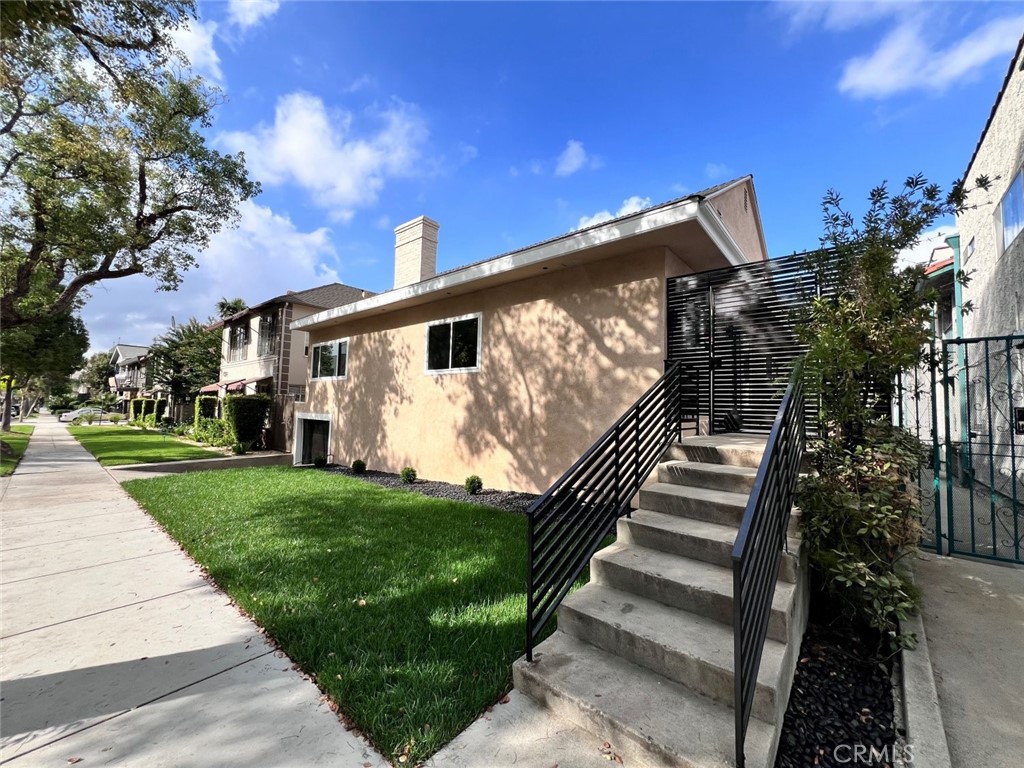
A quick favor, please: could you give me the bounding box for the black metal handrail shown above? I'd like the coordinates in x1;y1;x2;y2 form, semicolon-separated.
525;361;697;661
731;375;805;768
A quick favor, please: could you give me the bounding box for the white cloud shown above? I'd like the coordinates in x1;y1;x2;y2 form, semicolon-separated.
895;225;957;271
529;160;543;175
169;19;223;82
80;201;347;354
459;143;479;163
576;195;652;230
705;162;732;180
227;0;280;29
670;183;689;196
219;92;429;220
555;140;588;177
346;74;377;93
781;1;908;34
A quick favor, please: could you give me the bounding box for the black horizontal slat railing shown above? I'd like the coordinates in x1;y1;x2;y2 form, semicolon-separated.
525;361;697;660
732;374;805;768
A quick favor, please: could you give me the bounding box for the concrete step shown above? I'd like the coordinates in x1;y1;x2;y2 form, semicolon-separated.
618;511;801;584
558;583;789;724
666;436;767;469
590;543;797;644
639;483;748;526
514;631;774;768
658;460;758;494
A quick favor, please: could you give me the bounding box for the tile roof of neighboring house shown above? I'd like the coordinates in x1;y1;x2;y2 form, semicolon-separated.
212;282;374;328
430;176;751;281
964;33;1024;181
924;256;954;276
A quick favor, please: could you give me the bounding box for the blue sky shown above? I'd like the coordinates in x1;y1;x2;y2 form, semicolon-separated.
83;1;1024;352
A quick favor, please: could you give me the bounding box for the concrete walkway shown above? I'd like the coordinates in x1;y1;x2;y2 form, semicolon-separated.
913;553;1024;768
0;416;387;767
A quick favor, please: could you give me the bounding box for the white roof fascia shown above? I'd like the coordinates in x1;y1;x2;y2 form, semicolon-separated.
696;201;748;267
292;198;702;331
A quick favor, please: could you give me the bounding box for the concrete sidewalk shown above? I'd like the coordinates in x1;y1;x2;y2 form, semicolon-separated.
913;553;1024;768
0;417;387;767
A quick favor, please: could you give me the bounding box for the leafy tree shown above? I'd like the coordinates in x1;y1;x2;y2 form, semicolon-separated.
149;317;221;400
216;297;248;318
796;174;988;650
80;351;114;397
0;312;89;430
0;0;259;329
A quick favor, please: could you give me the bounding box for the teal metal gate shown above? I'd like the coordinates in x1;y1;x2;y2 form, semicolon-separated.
901;335;1024;564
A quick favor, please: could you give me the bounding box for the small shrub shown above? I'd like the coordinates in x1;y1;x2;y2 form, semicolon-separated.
108;413;123;424
160;415;174;428
313;455;328;469
400;466;417;484
351;459;367;474
70;416;84;426
195;396;218;428
172;423;191;437
464;475;483;495
84;413;96;425
143;413;157;428
232;441;250;455
194;417;233;447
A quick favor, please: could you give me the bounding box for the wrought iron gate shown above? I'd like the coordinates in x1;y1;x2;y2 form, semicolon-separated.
901;335;1024;564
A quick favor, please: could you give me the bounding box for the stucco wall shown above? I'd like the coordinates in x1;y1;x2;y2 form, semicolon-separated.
956;45;1024;338
299;248;672;493
709;180;767;264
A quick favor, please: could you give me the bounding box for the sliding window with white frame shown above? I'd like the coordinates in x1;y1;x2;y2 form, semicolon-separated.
311;338;349;380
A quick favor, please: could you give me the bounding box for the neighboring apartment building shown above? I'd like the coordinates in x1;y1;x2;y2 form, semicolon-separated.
956;35;1024;338
109;343;151;411
203;283;372;449
291;176;769;492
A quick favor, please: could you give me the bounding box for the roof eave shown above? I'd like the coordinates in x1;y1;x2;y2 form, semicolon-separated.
292;197;704;332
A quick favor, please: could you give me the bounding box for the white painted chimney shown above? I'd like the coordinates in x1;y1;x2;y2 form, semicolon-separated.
393;216;439;289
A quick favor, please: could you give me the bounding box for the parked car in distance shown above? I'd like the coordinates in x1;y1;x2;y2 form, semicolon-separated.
59;407;109;422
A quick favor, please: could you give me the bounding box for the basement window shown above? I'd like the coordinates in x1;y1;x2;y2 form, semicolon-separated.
311;339;348;380
426;314;481;373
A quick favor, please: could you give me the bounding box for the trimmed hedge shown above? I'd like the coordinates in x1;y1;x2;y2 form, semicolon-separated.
194;396;218;427
223;394;272;445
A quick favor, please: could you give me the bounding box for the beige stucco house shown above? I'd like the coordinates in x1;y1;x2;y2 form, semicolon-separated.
956;35;1023;338
291;176;769;492
204;283;371;448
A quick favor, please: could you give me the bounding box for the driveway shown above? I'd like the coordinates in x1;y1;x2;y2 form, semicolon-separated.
0;416;386;767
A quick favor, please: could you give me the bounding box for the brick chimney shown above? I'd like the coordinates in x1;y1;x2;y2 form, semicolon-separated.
394;216;439;289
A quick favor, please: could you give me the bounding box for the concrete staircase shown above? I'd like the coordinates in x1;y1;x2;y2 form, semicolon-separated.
513;435;808;768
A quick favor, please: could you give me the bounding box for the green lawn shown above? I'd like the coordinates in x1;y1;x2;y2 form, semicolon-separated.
1;425;34;475
68;425;224;466
123;467;528;763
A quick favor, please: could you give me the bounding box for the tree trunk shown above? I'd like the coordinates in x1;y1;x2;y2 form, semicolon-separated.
1;379;12;432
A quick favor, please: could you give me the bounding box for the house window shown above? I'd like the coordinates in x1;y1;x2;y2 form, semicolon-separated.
288;384;306;402
426;314;481;373
311;339;348;379
995;168;1024;255
257;312;279;357
965;236;975;262
229;324;249;362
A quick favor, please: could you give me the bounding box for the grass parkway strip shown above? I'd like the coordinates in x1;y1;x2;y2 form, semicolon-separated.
68;425;224;466
1;425;35;476
123;466;529;764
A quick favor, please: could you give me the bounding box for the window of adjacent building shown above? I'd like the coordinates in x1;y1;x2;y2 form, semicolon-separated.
257;312;279;357
965;236;975;262
228;324;249;362
311;339;348;379
426;314;481;372
288;384;306;402
995;168;1024;255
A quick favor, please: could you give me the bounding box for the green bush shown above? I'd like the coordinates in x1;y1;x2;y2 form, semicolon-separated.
143;413;156;428
172;423;192;437
70;416;84;426
223;394;272;445
108;414;123;425
84;413;96;425
800;425;924;648
313;455;327;469
400;466;417;484
464;475;483;495
351;459;367;475
232;441;250;455
195;396;218;426
194;417;233;447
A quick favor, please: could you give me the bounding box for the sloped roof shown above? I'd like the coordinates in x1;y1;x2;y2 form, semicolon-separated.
212;282;373;328
109;344;149;365
431;176;751;281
